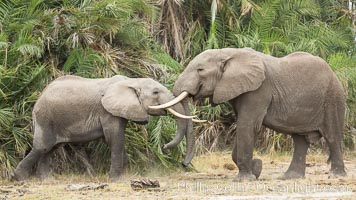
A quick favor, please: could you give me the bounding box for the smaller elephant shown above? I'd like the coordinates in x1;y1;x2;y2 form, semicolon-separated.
13;75;194;181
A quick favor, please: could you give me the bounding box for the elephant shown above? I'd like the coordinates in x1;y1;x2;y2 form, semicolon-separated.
12;75;196;181
150;48;346;181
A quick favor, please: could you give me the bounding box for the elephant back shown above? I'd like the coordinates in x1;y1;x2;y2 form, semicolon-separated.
32;75;121;127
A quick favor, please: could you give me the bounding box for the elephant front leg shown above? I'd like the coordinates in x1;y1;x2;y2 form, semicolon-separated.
109;140;127;181
102;117;128;182
280;134;310;180
232;124;261;182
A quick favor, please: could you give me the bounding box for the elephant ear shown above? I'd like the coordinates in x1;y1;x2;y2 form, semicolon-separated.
213;50;266;104
101;81;148;122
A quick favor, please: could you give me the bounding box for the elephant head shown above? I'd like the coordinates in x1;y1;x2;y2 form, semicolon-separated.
172;48;266;103
100;77;197;122
101;78;195;166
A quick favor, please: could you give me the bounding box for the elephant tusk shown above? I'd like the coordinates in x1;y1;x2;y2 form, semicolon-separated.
166;108;196;119
167;108;208;122
148;91;189;109
192;119;207;123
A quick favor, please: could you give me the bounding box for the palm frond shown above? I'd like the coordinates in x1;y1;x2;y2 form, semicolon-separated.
206;0;219;49
0;107;14;129
0;0;15;22
183;20;207;59
156;0;187;60
115;19;150;50
63;48;104;77
12;64;47;98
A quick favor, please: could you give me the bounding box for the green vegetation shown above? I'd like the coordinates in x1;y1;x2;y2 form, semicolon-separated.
0;0;355;177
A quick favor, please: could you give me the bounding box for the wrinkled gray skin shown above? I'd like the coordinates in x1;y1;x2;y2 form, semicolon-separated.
13;75;192;181
173;48;346;182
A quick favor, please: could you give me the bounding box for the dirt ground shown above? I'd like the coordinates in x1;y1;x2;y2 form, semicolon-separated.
1;151;355;200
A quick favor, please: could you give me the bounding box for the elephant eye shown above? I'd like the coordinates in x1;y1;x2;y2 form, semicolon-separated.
197;68;204;72
153;91;159;95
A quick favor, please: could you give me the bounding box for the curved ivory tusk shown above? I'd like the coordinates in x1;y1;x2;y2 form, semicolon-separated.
166;108;196;119
148;91;189;109
167;108;207;122
192;119;207;123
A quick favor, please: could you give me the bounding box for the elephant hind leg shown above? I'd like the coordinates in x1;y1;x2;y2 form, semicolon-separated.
14;145;56;181
36;150;54;181
326;141;346;177
13;123;56;181
324;134;346;177
322;101;346;177
13;149;42;181
280;134;310;180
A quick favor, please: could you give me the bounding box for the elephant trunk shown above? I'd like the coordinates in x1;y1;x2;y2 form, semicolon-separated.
163;99;195;167
181;99;195;167
163;102;187;149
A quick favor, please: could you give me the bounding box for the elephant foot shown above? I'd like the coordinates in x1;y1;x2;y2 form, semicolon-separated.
12;168;31;181
233;172;256;182
9;173;18;182
109;175;124;182
252;159;262;179
123;158;129;169
36;168;53;181
278;170;305;180
162;145;172;155
109;170;124;182
329;168;346;179
36;172;54;181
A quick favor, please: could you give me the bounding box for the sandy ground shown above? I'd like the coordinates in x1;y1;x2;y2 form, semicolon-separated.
0;152;355;200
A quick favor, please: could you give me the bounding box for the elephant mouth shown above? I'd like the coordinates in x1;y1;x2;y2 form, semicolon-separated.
149;109;167;116
193;95;202;102
134;120;148;125
193;84;210;102
192;84;203;101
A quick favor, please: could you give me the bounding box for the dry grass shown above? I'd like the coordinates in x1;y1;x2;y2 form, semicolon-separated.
1;152;355;199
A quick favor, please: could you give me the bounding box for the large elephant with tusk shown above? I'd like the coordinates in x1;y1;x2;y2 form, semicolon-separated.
13;75;197;181
151;48;346;182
